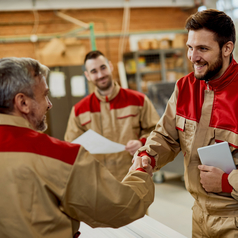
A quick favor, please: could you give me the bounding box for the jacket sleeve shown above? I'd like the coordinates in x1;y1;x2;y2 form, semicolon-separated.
228;167;238;200
139;95;160;142
64;107;86;142
61;146;154;228
136;84;181;170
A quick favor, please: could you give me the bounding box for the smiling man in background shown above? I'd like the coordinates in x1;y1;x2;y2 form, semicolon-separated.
64;50;159;181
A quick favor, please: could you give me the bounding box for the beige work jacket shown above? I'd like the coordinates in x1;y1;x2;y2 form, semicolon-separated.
0;114;154;238
138;60;238;217
64;82;160;181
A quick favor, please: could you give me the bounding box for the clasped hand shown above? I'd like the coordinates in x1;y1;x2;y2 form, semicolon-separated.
129;155;153;177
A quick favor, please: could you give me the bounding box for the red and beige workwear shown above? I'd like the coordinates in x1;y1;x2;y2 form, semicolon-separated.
65;81;159;181
138;58;238;237
0;114;154;238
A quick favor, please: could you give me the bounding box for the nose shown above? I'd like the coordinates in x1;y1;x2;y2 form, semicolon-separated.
188;49;200;63
97;70;104;79
47;97;53;110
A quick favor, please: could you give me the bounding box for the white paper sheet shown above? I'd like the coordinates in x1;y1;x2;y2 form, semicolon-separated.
72;129;125;154
79;215;187;238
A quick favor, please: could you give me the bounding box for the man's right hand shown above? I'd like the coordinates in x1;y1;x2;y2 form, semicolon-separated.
130;155;153;177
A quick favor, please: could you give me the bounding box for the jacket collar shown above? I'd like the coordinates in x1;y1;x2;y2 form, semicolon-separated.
94;81;120;102
204;58;238;91
0;113;34;129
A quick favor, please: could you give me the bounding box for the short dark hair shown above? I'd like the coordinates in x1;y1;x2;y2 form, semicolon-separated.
185;9;236;49
84;50;105;65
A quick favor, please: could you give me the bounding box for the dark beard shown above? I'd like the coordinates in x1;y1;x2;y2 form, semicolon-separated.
194;51;223;81
96;76;113;91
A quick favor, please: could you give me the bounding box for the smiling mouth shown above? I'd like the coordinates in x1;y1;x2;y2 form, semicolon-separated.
97;77;108;83
194;63;207;71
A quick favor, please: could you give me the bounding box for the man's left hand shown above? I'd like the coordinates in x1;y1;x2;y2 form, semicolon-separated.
198;165;224;193
125;140;143;155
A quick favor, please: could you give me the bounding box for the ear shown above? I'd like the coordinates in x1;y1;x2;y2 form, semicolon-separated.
108;61;114;72
14;93;31;115
223;41;234;57
84;71;91;82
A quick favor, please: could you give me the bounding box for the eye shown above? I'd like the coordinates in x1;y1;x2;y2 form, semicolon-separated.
90;69;97;74
200;47;208;51
45;90;50;98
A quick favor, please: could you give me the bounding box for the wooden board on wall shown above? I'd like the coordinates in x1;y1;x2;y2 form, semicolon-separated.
0;7;196;79
36;38;86;67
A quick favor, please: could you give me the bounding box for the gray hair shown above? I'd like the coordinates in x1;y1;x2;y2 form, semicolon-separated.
0;57;49;113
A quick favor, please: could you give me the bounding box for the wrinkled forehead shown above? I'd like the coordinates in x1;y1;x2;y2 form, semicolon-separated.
85;55;108;71
32;74;49;95
33;73;47;87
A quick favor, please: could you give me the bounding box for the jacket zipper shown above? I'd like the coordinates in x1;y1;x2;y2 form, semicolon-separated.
206;81;210;91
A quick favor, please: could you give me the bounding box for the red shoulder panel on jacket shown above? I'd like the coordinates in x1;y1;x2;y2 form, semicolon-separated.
0;125;80;165
74;93;100;116
210;77;238;133
110;88;145;110
176;73;206;123
176;66;238;134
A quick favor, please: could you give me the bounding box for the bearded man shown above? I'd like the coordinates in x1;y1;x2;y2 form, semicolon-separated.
64;50;160;181
135;9;238;237
0;57;154;238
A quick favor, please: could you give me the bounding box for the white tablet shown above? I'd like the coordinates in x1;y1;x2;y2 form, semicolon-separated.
197;141;236;174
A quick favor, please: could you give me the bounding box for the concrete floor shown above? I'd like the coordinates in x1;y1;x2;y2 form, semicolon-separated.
148;171;195;238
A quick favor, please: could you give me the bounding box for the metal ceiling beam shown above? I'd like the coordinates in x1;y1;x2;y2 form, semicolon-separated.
0;0;196;12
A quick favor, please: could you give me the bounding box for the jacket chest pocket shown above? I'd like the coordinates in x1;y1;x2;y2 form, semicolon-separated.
176;116;196;155
116;107;140;129
79;112;92;129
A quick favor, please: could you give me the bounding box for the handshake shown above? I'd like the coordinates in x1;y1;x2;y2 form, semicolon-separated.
129;155;153;177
